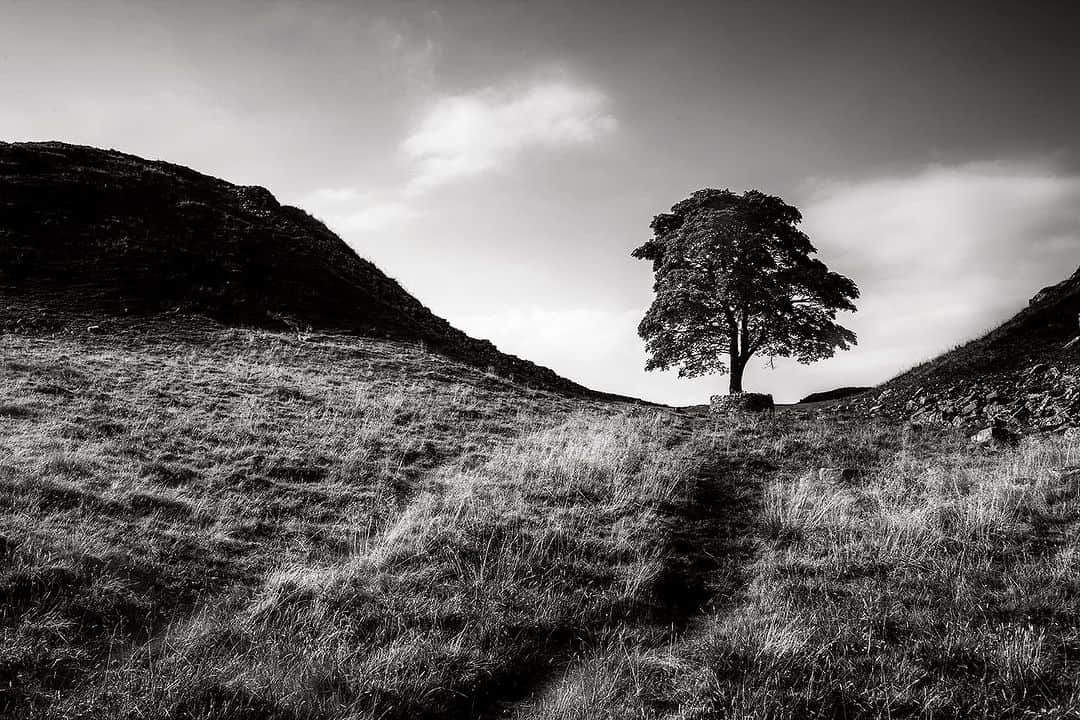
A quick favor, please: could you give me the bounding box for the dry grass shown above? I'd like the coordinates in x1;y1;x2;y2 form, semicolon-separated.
5;325;1080;718
0;326;706;719
550;420;1080;719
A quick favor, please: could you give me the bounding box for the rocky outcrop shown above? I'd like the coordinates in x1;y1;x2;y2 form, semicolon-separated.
832;362;1080;435
1030;285;1058;306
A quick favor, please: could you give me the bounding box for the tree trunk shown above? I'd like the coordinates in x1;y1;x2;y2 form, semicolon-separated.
729;353;744;393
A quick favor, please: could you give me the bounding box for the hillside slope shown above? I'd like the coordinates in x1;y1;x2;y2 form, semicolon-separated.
0;321;720;718
894;265;1080;384
840;265;1080;431
6;324;1080;719
0;141;586;394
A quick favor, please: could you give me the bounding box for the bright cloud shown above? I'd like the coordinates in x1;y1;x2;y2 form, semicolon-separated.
401;79;617;191
294;74;617;251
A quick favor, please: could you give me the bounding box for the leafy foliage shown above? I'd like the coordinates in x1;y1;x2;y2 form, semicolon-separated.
633;188;859;390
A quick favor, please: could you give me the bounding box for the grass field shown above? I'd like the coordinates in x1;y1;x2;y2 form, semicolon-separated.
3;323;1080;718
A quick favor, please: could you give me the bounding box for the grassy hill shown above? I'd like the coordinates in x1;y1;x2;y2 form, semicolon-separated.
0;141;592;395
0;319;723;717
4;320;1080;719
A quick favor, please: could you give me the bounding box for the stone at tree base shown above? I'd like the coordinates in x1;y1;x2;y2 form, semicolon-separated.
710;392;775;415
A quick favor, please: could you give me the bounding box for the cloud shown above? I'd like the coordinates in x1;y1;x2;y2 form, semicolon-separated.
299;188;416;234
368;16;438;87
778;161;1080;399
401;78;617;191
294;73;617;250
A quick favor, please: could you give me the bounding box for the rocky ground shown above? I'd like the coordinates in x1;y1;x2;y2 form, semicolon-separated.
817;271;1080;442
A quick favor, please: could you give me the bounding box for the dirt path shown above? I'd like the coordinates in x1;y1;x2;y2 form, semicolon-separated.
651;452;766;624
476;441;772;719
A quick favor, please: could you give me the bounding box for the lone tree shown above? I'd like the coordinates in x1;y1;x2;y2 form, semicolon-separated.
633;188;859;394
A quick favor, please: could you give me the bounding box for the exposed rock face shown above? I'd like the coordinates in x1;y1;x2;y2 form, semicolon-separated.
710;392;775;415
0;142;595;395
1030;285;1057;306
832;362;1080;435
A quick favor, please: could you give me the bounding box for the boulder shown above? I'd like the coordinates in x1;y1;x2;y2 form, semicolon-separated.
971;425;1018;448
1029;286;1056;306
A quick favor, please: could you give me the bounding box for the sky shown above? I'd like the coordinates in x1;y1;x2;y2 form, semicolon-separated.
3;0;1079;404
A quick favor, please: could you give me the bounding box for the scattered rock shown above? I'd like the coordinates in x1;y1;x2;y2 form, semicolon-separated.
971;425;1018;448
861;362;1080;437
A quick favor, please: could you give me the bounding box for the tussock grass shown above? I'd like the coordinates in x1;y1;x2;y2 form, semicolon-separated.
612;426;1080;719
0;402;37;419
0;327;701;718
90;410;703;719
6;326;1080;718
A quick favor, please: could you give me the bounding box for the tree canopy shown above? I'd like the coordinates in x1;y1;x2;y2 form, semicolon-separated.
632;188;859;393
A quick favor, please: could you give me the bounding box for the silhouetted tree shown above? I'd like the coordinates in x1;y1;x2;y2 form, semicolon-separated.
633;189;859;394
